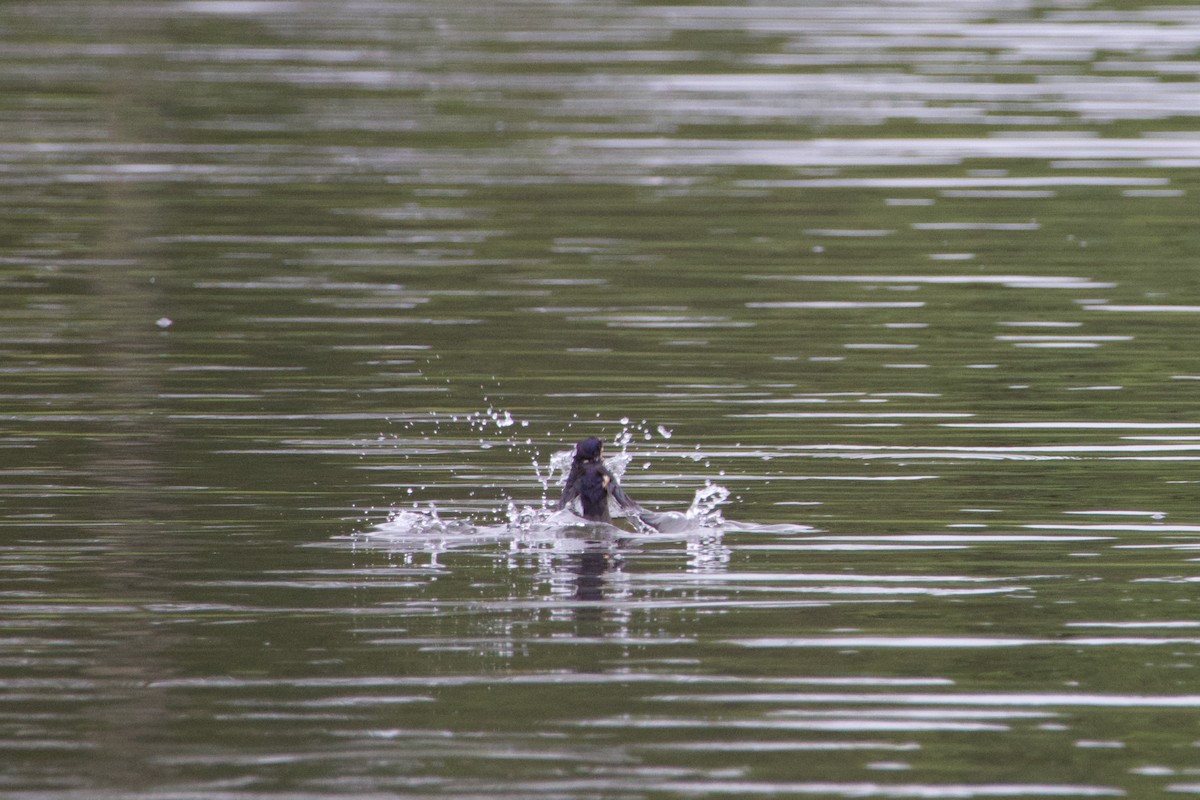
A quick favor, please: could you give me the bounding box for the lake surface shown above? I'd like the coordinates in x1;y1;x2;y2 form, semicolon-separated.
5;0;1200;797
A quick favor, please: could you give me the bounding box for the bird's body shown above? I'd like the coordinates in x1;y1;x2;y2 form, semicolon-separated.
576;460;615;521
558;437;641;524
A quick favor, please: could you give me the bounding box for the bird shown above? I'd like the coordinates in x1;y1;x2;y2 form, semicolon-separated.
558;436;642;523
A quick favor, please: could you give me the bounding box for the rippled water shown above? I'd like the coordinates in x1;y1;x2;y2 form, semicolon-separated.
5;1;1200;797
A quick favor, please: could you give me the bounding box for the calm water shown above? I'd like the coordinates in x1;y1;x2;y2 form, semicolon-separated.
5;1;1200;797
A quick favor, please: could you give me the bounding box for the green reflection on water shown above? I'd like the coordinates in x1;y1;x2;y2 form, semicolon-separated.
4;0;1200;796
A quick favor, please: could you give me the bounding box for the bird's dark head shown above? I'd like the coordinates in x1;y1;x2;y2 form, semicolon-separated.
574;436;604;462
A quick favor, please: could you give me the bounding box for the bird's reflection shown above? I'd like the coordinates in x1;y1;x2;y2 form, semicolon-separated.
570;547;612;604
550;526;631;624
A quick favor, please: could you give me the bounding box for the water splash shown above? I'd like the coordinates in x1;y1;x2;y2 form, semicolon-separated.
687;481;731;524
364;471;730;545
358;413;734;548
376;505;477;540
638;481;731;534
366;487;732;548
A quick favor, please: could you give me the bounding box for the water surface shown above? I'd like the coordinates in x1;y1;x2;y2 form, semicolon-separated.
4;1;1200;797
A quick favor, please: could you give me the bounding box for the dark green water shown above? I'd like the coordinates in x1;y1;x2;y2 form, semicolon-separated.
5;1;1200;797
